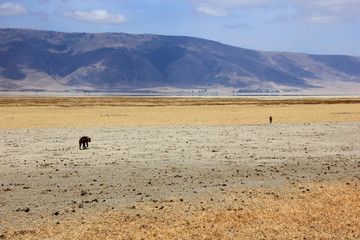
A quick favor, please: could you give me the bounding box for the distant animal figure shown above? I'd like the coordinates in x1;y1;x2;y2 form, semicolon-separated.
79;136;91;150
269;116;273;124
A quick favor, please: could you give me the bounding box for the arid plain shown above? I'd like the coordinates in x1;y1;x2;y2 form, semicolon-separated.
1;97;360;239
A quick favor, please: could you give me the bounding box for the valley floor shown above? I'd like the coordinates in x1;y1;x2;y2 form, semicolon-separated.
0;97;359;239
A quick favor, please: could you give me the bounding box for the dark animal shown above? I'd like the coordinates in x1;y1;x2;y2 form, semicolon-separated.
269;116;273;124
79;136;91;150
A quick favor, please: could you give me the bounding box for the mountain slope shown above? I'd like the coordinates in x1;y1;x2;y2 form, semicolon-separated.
1;28;360;94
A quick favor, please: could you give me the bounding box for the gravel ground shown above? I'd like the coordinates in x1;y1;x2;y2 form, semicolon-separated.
1;122;359;231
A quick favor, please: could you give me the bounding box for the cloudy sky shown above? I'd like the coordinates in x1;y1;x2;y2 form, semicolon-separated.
1;0;359;56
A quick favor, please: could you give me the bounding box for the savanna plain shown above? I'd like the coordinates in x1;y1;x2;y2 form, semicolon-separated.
0;97;360;239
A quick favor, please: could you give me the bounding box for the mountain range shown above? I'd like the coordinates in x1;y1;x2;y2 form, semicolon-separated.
1;28;360;95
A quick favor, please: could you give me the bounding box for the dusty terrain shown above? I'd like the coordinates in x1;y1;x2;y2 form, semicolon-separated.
0;97;360;239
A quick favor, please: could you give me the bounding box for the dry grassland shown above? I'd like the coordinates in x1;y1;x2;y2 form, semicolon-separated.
1;97;360;239
1;97;360;129
5;179;360;239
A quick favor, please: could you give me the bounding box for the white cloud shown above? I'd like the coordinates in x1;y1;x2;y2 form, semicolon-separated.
291;0;360;23
193;0;276;17
193;0;274;9
192;0;360;23
63;9;127;24
0;2;27;16
197;6;227;16
299;15;342;24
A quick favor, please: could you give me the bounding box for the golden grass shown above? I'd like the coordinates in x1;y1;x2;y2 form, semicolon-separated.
1;97;360;129
6;178;360;240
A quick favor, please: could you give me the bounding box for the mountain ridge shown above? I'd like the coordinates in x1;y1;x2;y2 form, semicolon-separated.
1;28;360;95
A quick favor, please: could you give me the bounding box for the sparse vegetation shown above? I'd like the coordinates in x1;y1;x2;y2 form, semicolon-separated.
1;97;359;239
1;97;360;129
4;179;359;239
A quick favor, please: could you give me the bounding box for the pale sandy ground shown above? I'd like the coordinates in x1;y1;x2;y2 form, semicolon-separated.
0;97;360;239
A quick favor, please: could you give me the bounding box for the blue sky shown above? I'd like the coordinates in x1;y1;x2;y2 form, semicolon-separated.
0;0;359;56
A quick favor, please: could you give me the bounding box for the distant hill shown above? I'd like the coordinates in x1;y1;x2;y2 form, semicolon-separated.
1;28;360;95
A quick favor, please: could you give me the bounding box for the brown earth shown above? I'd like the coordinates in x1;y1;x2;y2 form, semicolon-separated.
0;97;360;239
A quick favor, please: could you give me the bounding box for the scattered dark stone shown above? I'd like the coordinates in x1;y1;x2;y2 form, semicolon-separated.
53;211;60;216
15;230;36;235
16;207;30;213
